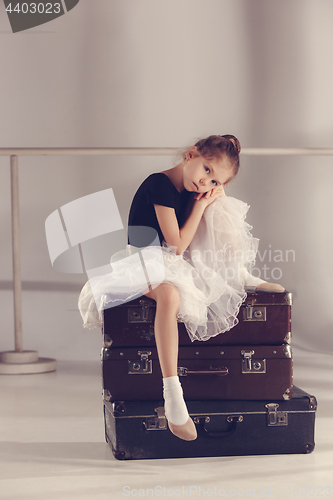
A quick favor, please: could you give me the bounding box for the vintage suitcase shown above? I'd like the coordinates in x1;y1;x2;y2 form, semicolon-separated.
102;343;293;401
104;386;316;460
102;291;292;347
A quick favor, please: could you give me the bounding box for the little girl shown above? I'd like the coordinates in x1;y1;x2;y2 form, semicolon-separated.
79;134;284;442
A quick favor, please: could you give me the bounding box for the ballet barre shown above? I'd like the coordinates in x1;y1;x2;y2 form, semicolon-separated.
1;147;333;156
0;146;332;374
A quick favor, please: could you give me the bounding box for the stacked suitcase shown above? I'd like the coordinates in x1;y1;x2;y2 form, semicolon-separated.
101;290;317;460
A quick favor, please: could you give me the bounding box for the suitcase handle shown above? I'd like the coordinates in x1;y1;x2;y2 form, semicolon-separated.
178;367;228;377
200;415;242;438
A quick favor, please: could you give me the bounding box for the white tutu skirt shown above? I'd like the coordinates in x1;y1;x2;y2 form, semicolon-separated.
78;196;265;342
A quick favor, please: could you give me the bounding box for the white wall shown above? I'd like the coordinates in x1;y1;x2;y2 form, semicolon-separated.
0;0;332;360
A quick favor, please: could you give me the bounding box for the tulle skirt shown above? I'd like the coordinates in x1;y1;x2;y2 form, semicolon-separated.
78;196;265;341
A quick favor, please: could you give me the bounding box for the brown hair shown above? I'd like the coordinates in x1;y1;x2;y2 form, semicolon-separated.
192;134;241;183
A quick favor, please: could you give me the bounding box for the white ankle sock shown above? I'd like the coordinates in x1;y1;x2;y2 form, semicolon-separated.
163;376;189;426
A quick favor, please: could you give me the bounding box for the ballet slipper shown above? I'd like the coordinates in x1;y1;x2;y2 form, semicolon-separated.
167;417;197;441
255;282;285;293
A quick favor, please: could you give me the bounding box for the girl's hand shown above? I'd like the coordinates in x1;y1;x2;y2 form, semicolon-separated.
194;186;226;207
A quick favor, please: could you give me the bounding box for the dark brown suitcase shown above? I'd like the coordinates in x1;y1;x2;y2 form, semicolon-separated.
102;343;293;401
104;386;316;460
102;291;292;347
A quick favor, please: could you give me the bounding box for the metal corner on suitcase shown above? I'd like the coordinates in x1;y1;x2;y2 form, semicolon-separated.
113;449;126;460
285;292;292;305
306;443;315;454
113;401;127;415
101;347;111;361
103;334;113;348
103;389;112;402
308;395;318;410
284;332;292;344
283;345;292;358
283;387;292;400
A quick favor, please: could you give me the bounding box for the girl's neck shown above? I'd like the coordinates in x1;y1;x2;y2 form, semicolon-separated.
162;163;185;193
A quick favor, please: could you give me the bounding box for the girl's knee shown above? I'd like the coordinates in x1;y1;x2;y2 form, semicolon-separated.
156;284;180;309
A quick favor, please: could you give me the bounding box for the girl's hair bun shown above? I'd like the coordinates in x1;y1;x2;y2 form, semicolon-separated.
220;134;241;154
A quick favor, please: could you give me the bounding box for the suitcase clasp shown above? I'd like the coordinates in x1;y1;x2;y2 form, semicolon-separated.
265;403;288;426
241;350;266;373
243;305;266;322
144;407;167;431
128;300;153;323
128;351;153;374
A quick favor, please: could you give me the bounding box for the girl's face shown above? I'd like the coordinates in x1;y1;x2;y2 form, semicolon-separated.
183;148;233;193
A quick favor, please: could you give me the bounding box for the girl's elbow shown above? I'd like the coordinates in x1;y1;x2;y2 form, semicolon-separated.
164;236;183;255
176;242;187;255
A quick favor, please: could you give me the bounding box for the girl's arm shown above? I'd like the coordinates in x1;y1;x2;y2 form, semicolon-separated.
154;187;225;255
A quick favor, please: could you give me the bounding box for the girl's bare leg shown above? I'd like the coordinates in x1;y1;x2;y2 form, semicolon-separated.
145;283;179;377
145;283;197;441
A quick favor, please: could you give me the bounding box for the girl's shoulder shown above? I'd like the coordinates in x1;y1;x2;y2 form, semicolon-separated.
145;171;173;184
141;172;177;192
138;172;179;208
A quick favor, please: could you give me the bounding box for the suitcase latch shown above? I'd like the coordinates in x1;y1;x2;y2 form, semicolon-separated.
265;403;288;426
144;407;167;431
243;305;266;322
128;300;153;323
128;351;153;374
241;350;266;373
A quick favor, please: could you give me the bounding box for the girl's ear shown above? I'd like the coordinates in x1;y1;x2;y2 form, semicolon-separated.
188;146;199;158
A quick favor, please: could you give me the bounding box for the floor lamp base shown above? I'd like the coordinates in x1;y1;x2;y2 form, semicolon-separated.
0;351;57;374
